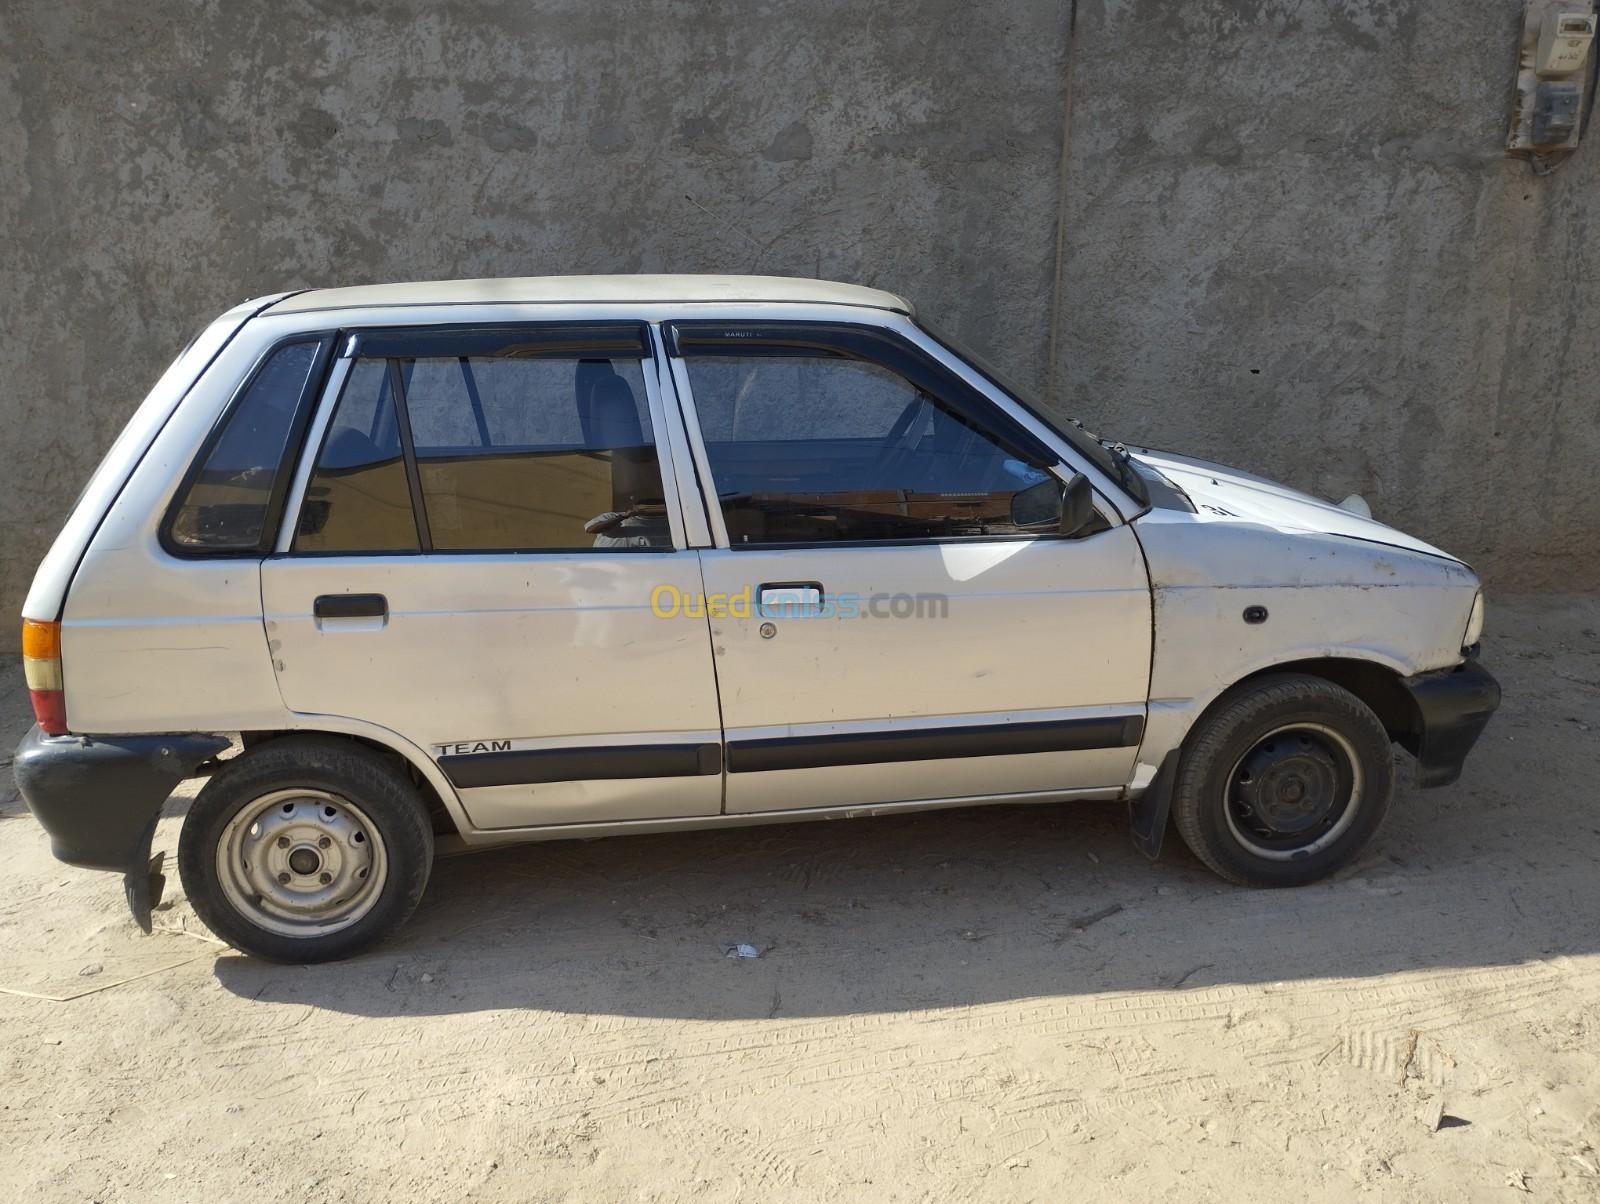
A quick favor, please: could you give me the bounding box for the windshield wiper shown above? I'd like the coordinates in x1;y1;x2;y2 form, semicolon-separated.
1094;436;1151;506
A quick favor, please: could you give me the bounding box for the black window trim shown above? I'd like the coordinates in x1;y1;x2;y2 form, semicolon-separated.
719;531;1108;552
350;321;650;360
665;319;1106;551
665;320;1058;468
160;332;338;560
386;357;434;553
287;320;678;558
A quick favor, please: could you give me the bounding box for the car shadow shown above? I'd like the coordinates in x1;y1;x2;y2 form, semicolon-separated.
200;593;1600;1018
211;766;1600;1020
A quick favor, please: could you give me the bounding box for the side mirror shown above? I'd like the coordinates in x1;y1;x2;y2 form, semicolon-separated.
1010;477;1062;529
1010;472;1097;537
1059;471;1095;537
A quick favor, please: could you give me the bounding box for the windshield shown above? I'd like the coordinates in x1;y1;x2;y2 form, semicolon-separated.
918;319;1149;508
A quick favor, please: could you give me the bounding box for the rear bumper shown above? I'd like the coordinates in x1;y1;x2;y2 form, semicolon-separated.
12;727;229;872
1398;661;1501;788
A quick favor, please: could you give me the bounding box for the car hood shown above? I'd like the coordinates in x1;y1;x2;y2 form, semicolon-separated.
1129;448;1458;562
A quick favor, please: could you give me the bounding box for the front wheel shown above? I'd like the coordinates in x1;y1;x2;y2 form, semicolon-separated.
178;737;434;962
1171;674;1395;887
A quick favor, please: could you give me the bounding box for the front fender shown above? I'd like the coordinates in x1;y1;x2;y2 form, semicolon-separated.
1127;518;1480;786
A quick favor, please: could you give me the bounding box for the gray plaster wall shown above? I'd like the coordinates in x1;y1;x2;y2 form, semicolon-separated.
1060;0;1599;589
1;0;1594;651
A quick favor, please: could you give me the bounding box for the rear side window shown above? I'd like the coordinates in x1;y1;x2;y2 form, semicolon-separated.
406;356;663;551
164;339;328;552
294;324;670;553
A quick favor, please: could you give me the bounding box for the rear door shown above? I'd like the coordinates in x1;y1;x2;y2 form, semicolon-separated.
262;322;723;830
663;319;1153;814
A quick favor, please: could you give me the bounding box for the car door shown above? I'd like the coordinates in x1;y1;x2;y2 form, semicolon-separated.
261;321;724;830
663;318;1153;814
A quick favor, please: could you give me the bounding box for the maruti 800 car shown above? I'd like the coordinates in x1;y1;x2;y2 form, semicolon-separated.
15;276;1499;962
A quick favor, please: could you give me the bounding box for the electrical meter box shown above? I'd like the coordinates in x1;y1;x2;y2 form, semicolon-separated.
1509;1;1599;159
1537;11;1597;75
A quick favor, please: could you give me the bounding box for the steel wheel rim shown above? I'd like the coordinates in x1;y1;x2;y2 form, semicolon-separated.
1222;723;1363;861
215;788;388;938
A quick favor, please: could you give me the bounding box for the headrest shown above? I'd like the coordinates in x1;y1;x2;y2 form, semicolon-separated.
589;376;644;448
322;427;386;470
574;359;620;444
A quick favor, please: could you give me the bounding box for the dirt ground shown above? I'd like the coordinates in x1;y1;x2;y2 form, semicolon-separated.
1;593;1596;1203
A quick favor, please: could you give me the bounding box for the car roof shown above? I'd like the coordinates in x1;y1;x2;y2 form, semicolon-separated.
268;274;912;315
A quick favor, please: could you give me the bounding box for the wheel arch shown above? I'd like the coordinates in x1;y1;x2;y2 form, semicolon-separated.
1216;656;1423;746
237;717;465;837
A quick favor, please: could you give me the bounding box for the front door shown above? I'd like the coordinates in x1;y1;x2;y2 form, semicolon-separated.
663;319;1152;814
262;322;723;829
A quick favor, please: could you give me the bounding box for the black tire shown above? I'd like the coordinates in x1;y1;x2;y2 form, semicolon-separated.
1171;673;1394;887
178;736;434;962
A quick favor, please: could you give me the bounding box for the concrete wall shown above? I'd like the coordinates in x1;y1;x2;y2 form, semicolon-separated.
1060;0;1600;586
1;0;1595;650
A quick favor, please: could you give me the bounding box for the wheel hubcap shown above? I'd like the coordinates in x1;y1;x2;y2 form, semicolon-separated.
216;789;388;938
287;846;321;875
1224;723;1362;860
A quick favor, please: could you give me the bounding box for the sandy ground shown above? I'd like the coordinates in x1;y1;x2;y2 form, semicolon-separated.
0;593;1596;1203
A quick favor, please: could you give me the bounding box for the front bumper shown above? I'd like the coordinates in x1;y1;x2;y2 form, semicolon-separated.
12;727;229;928
1398;661;1501;787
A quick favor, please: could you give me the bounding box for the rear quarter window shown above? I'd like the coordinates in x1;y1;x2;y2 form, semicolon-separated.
164;338;329;553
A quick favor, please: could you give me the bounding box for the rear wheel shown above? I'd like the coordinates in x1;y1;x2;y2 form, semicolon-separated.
1172;674;1394;887
178;737;433;962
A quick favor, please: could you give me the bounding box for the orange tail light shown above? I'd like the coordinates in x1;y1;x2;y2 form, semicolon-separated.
22;619;67;735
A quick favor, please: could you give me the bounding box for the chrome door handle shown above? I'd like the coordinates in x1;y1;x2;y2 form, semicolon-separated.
757;581;824;616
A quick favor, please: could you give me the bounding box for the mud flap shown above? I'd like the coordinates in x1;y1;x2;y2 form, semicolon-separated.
124;850;167;935
1127;750;1180;860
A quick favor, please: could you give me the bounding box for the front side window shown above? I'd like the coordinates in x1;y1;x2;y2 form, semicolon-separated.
295;326;669;553
165;339;326;551
680;340;1059;545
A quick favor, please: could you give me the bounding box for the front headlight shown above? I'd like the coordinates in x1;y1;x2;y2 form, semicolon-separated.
1463;590;1484;650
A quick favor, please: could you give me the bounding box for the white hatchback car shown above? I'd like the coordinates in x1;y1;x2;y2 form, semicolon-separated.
15;276;1499;962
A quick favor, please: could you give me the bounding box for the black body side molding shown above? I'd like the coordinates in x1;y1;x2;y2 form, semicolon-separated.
439;742;723;789
727;714;1144;774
